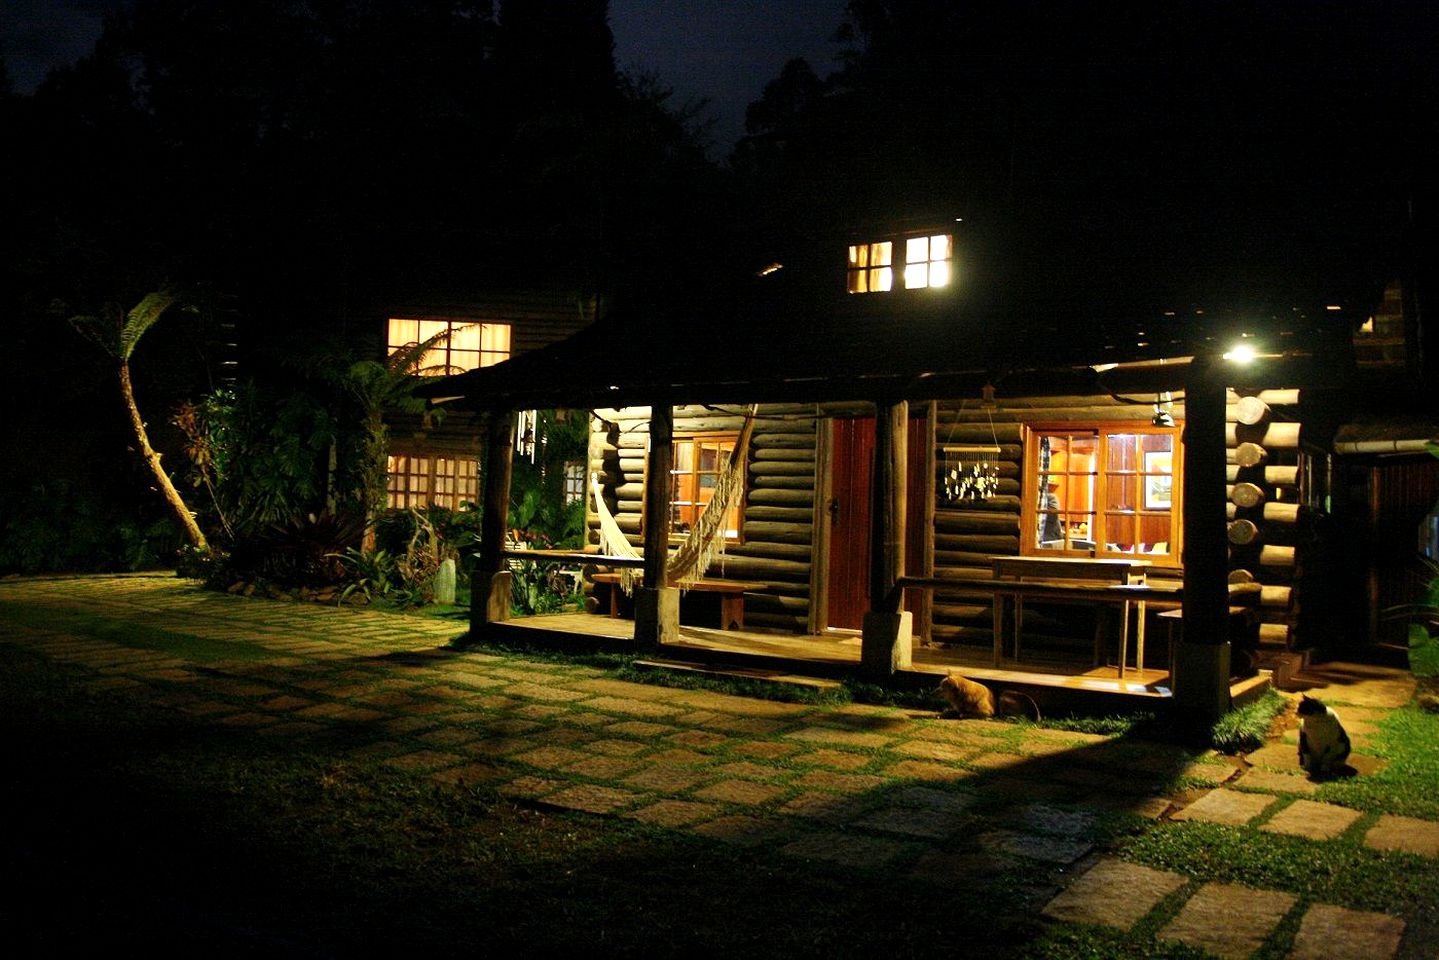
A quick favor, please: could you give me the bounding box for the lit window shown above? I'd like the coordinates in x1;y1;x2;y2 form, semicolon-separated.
385;454;478;510
904;234;952;289
848;232;952;293
668;435;742;540
1026;425;1180;560
387;318;511;375
847;241;893;293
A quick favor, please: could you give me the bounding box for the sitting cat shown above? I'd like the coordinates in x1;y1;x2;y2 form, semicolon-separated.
1297;694;1351;776
936;672;995;718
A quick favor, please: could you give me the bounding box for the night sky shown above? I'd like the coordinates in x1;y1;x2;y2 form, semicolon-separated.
3;0;845;153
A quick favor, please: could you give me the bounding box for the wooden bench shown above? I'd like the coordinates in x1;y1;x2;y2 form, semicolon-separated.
590;572;765;630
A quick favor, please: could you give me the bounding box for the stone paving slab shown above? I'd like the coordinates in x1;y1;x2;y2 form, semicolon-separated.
796;748;873;770
1158;882;1296;960
1288;903;1406;960
1235;767;1319;795
693;779;785;806
778;791;869;824
1260;799;1364;840
978;829;1092;865
784;726;895;749
1245;742;1307;773
540;784;641;815
1170;788;1275;826
689;815;797;847
882;759;975;783
1363;813;1439;857
780;831;910;869
1290;663;1414;708
892;739;976;763
1041;858;1187;930
626;799;722;828
855;805;967;839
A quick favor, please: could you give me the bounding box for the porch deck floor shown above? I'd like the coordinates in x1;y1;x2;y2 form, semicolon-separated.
498;611;1175;698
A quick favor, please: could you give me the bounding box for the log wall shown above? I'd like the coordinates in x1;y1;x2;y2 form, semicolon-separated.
586;388;1308;654
588;403;826;632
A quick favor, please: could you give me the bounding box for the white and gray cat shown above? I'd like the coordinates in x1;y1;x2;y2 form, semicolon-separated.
1297;694;1351;775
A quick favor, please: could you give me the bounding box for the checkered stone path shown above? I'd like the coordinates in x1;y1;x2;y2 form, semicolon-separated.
0;576;1427;960
1043;859;1407;960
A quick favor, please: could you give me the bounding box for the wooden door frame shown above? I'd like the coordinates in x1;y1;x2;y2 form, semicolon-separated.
808;410;936;639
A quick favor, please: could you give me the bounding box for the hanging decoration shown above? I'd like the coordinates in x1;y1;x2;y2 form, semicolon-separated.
514;409;541;463
942;445;1001;501
941;384;1002;501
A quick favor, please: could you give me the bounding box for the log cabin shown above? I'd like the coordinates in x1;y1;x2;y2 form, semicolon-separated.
416;221;1426;721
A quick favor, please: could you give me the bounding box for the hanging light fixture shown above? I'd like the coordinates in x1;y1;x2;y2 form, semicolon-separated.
1151;391;1175;427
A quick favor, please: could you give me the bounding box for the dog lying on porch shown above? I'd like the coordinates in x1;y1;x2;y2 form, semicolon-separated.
936;672;1041;721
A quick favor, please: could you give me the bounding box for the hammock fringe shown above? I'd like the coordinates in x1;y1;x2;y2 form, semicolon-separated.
588;405;759;596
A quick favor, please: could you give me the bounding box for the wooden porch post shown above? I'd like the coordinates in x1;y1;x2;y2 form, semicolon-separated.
472;409;516;637
862;399;913;677
636;402;679;646
1177;360;1232;725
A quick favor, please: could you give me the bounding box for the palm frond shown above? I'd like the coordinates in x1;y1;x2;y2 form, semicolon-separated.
118;289;178;360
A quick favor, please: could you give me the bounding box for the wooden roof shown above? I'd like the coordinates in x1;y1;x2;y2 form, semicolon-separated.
418;219;1389;411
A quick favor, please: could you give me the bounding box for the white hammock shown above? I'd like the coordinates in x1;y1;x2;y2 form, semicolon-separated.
589;407;757;595
591;471;643;595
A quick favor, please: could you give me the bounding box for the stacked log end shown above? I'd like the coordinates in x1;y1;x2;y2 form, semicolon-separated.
1226;389;1302;648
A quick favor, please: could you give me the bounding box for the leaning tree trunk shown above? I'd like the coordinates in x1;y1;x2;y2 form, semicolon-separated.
118;360;209;552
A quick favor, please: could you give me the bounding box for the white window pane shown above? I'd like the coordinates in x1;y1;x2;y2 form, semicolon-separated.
450;323;481;352
482;323;511;356
448;350;481;372
906;236;929;264
930;234;952;260
387;318;419;351
904;262;928;289
928;259;951;287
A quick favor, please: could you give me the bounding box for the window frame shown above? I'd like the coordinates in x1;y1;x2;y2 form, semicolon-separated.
1021;422;1184;565
385;452;478;511
386;317;512;376
640;433;746;544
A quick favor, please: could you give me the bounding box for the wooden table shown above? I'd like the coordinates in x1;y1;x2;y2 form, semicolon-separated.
590;573;765;630
985;556;1170;677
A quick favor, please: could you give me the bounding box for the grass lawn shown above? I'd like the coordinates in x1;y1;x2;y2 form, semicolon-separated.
0;643;1047;956
1113;700;1439;957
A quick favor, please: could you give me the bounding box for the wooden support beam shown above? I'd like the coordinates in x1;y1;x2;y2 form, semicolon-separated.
1177;365;1232;724
637;403;677;646
472;410;516;632
863;400;911;678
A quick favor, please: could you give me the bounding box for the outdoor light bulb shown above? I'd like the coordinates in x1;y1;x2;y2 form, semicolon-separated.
1223;343;1257;364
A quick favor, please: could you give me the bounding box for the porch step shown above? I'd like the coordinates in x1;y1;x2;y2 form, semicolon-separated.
1231;668;1274;707
1256;648;1310;690
631;658;844;692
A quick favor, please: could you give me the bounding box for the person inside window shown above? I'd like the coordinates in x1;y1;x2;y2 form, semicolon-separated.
1039;481;1064;545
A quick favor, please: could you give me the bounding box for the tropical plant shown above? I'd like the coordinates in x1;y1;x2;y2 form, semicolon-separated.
337;329;454;524
509;559;580;616
174;384;340;540
334;547;398;605
228;511;366;586
65;289;208;552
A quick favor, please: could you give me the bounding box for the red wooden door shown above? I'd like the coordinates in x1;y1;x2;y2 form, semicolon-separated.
826;416;929;631
828;419;875;630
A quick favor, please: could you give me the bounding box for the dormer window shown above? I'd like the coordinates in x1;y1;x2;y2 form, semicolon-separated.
847;232;953;294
